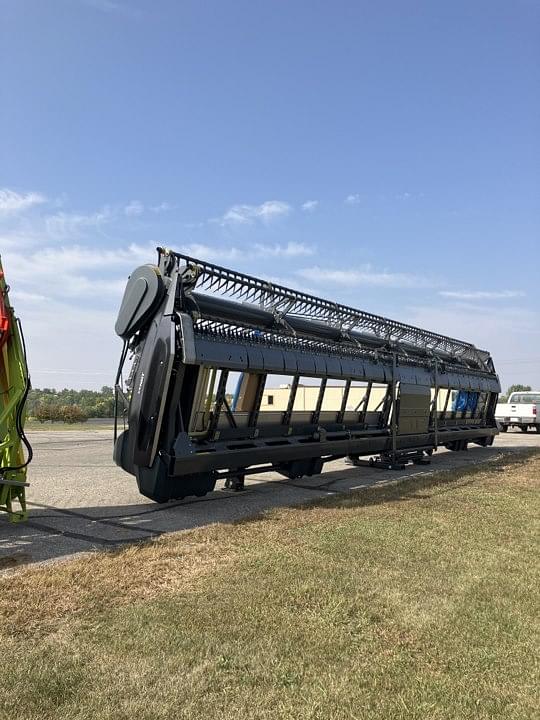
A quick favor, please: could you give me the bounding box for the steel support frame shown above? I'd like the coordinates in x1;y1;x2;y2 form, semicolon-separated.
170;425;497;478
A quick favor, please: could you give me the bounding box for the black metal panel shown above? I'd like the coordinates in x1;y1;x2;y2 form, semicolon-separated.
363;360;385;382
339;356;357;377
397;383;431;435
246;345;265;371
296;353;317;375
193;337;249;370
325;354;342;377
415;367;432;386
314;353;328;376
282;349;299;374
446;372;463;389
261;347;286;373
349;358;367;380
397;366;417;384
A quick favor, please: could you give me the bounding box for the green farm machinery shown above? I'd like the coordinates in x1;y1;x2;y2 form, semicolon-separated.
0;257;32;522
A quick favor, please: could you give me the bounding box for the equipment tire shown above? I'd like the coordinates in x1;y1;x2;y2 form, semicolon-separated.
520;426;528;433
500;425;508;433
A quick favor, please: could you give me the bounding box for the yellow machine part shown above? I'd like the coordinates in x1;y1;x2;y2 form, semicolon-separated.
0;257;31;522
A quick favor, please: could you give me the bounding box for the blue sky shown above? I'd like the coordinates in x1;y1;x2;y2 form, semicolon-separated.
1;0;538;390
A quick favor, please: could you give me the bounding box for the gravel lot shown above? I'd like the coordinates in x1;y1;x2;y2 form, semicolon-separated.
1;429;538;569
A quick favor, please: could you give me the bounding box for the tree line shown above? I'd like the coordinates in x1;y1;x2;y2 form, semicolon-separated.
498;384;532;402
27;387;115;424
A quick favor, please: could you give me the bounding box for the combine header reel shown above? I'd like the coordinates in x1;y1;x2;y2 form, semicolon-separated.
0;257;32;522
114;248;500;503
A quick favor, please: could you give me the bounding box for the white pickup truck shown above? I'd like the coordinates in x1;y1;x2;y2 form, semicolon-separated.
496;391;540;433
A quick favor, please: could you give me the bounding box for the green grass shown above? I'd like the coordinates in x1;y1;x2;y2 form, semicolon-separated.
1;451;539;720
25;421;114;432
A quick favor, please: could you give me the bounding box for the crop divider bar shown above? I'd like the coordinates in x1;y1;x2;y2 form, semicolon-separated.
390;353;397;460
311;378;327;425
248;374;267;428
358;381;372;426
222;396;237;429
207;369;229;438
336;379;351;424
282;375;299;427
431;359;439;448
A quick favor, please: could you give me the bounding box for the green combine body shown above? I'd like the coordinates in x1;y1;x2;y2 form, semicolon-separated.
0;257;31;522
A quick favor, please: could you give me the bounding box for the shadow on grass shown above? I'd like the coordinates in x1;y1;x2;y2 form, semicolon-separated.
2;446;538;569
233;446;540;522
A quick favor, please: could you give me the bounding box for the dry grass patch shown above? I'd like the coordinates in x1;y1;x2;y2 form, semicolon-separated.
0;525;256;637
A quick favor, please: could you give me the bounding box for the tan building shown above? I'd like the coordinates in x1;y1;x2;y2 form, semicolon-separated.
260;383;454;413
261;383;388;412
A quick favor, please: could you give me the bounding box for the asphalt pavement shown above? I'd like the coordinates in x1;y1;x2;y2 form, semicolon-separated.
1;428;538;570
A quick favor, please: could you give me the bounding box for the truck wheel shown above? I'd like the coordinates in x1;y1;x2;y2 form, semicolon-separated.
500;425;508;433
535;425;540;433
520;426;528;433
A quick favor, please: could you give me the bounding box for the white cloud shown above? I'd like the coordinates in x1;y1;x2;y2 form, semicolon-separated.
344;194;362;205
216;200;292;226
9;290;48;304
0;188;46;215
439;290;525;300
395;191;424;200
48;274;126;299
80;0;142;19
0;230;43;250
254;242;315;258
150;202;174;213
177;242;314;262
296;265;427;289
18;295;121;390
45;207;112;239
301;200;319;212
124;200;144;216
172;241;316;263
1;243;155;304
7;243;155;274
177;243;241;262
36;243;153;270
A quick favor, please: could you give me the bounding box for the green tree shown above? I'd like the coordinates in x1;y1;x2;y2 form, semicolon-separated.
28;386;116;419
60;404;88;424
500;384;532;402
34;403;62;423
34;404;51;423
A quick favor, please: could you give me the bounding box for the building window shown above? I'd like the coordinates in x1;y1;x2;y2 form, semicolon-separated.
267;395;274;405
